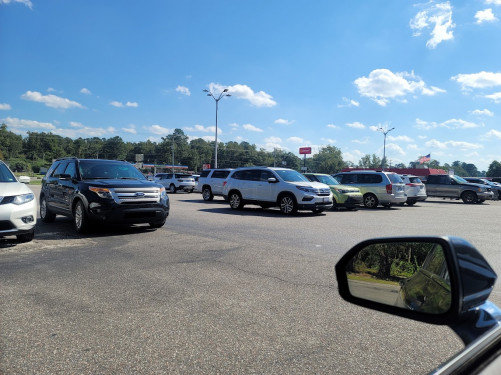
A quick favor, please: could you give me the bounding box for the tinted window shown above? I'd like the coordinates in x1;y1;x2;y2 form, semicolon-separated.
212;170;230;179
259;170;274;181
64;162;77;179
339;174;357;184
53;161;69;177
79;160;146;180
200;170;210;178
359;174;382;184
408;177;422;183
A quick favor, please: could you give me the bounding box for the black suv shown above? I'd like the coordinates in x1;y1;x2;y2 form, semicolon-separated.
40;158;169;233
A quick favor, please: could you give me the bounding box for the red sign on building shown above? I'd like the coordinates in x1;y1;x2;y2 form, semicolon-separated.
203;164;211;170
299;147;312;155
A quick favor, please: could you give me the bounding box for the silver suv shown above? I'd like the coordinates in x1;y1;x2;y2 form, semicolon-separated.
196;168;234;200
332;171;406;208
223;167;333;214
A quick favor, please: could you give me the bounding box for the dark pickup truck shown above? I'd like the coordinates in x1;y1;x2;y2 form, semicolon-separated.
424;174;494;203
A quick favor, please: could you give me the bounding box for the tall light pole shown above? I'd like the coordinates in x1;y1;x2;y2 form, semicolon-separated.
203;88;231;168
377;126;395;170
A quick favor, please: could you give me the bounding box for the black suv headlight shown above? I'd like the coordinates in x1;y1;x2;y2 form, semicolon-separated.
89;186;113;199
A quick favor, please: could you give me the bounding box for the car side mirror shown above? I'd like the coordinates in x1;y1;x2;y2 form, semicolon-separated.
267;177;278;183
335;236;499;345
59;173;72;180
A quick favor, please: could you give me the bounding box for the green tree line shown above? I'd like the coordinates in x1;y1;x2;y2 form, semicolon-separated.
2;124;501;176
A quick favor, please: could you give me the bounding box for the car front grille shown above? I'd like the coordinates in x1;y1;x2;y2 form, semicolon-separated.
112;187;161;204
318;188;331;196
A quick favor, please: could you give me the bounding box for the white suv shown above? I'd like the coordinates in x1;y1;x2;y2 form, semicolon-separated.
154;173;195;193
222;167;333;214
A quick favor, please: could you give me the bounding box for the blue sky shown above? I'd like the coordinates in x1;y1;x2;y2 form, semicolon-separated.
1;0;501;170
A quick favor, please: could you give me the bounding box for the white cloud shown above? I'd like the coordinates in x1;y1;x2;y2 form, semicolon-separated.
352;137;369;144
122;124;137;134
265;136;282;144
346;121;365;129
80;88;91;95
425;139;483;150
208;83;276;107
176;85;191;96
263;136;284;151
200;135;215;142
481;129;501;140
0;103;11;110
327;124;339;129
485;92;501;103
486;0;501;4
184;124;219;134
415;118;480;130
56;123;115;138
1;117;55;131
274;118;294;125
21;90;84;109
452;71;501;90
471;109;494;116
338;97;360;108
475;8;498;24
342;149;365;164
321;137;336;144
110;101;123;108
110;100;138;108
0;0;32;8
408;144;419;150
369;125;379;132
354;69;443;106
287;136;305;144
409;2;455;49
242;124;263;132
386;143;406;155
387;135;413;142
148;124;173;136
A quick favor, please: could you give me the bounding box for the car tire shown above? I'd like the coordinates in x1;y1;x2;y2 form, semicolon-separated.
149;220;165;229
169;184;176;194
279;194;297;215
461;191;478;204
229;191;244;210
40;195;56;223
73;200;89;234
17;230;34;243
331;198;338;210
363;193;379;209
406;200;416;206
202;187;214;201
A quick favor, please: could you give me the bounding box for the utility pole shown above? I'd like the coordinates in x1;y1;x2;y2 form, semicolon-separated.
377;126;395;170
203;88;231;168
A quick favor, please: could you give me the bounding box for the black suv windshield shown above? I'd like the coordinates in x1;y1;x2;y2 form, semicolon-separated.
79;160;146;180
275;169;309;182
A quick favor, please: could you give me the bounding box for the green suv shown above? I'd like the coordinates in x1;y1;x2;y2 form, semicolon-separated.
303;173;362;210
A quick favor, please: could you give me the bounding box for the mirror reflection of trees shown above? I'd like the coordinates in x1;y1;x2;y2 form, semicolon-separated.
347;242;434;282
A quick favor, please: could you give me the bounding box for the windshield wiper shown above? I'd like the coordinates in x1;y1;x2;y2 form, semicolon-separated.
118;177;139;180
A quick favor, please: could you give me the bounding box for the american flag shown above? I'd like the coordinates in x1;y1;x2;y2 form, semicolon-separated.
419;154;431;164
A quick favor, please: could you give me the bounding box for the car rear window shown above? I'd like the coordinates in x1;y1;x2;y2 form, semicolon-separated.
387;174;403;183
408;177;422;183
200;170;210;178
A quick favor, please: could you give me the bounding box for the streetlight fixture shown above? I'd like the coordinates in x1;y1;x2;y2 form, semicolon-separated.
203;88;231;169
377;126;395;170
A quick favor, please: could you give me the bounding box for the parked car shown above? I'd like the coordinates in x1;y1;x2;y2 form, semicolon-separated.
223;166;333;214
0;160;37;242
154;173;195;193
398;174;427;205
424;174;494;203
196;168;233;200
332;170;406;208
464;177;501;200
336;236;501;374
40;158;169;233
303;172;362;210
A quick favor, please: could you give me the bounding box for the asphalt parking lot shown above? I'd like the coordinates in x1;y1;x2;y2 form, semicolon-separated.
1;186;500;374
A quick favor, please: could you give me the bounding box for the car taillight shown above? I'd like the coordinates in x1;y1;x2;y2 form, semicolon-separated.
386;184;392;194
223;181;227;187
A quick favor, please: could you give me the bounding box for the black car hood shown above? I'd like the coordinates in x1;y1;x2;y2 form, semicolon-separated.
84;179;162;189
